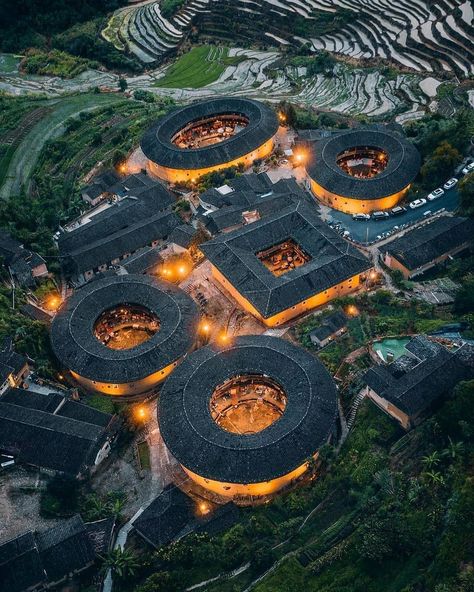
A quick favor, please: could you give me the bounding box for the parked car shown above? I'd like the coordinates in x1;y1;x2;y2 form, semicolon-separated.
352;213;370;221
443;178;458;190
427;188;445;201
372;211;389;220
409;198;427;209
391;206;406;216
423;210;432;218
462;162;474;175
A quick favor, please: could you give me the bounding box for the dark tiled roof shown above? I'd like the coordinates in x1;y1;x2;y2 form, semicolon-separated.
365;340;474;416
0;230;23;261
85;518;115;555
141;98;279;170
169;224;198;248
0;388;63;413
20;303;52;323
36;516;95;584
306;128;420;200
0;516;96;592
82;170;120;198
384;217;474;271
133;485;193;547
310;310;347;342
201;201;371;319
133;485;241;549
59;182;177;275
51;275;199;384
0;338;27;378
120;246;163;274
159;335;338;484
0;531;44;592
0;389;114;475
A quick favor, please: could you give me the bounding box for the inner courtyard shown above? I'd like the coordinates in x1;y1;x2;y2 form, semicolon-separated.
256;238;312;277
210;374;287;434
336;145;389;178
94;304;160;350
171;114;249;150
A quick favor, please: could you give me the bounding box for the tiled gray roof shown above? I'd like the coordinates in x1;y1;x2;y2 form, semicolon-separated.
201;201;371;319
159;335;338;484
384;217;474;271
141;98;278;170
306;128;420;200
51;275;199;384
365;341;474;416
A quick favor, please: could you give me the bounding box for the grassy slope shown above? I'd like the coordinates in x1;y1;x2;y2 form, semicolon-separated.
0;93;122;198
154;45;244;89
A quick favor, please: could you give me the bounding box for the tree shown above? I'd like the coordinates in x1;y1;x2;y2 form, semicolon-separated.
104;548;140;579
454;275;474;314
421;451;441;469
118;77;128;92
459;171;474;217
421;141;462;188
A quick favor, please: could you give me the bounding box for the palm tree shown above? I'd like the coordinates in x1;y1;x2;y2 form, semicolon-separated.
422;471;445;487
104;548;140;579
443;437;464;461
421;451;441;470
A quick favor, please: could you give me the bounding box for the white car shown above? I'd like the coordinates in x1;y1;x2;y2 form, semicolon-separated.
427;188;445;200
409;198;427;209
443;178;458;190
462;162;474;175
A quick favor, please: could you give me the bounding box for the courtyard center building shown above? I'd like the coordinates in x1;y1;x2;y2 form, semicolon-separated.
141;98;279;184
306;128;420;214
158;335;338;504
201;202;372;326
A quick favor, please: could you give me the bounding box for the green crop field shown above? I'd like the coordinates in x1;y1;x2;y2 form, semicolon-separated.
154;45;245;89
0;53;21;74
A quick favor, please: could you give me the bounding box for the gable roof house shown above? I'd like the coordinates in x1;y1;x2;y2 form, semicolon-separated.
0;337;30;396
0;388;119;477
383;216;474;279
309;310;348;348
0;515;97;592
0;230;48;287
198;173;313;234
364;336;474;429
132;485;240;549
59;181;179;284
80;169;120;206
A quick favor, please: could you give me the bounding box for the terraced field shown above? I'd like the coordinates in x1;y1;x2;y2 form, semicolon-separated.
154;45;244;88
103;0;474;78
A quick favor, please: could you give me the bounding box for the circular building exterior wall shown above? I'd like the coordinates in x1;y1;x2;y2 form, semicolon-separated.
51;274;199;396
141;98;279;184
158;335;338;503
306;129;420;214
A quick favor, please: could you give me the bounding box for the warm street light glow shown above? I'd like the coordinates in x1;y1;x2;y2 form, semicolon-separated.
369;270;378;280
278;112;286;123
46;294;61;311
199;320;211;335
347;305;359;317
294;151;306;164
198;502;210;515
135;405;148;421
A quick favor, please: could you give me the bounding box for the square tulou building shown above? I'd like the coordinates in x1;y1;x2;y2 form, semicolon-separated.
202;201;372;326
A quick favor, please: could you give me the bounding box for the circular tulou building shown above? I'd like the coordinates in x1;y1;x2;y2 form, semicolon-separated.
51;274;199;397
158;335;338;503
141;97;279;184
306;128;420;214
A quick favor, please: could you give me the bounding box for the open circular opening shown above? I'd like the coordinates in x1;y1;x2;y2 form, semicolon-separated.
336;146;388;179
94;304;160;350
210;374;287;435
172;114;249;150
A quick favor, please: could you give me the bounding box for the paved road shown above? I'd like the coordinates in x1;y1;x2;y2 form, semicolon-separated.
326;187;459;244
